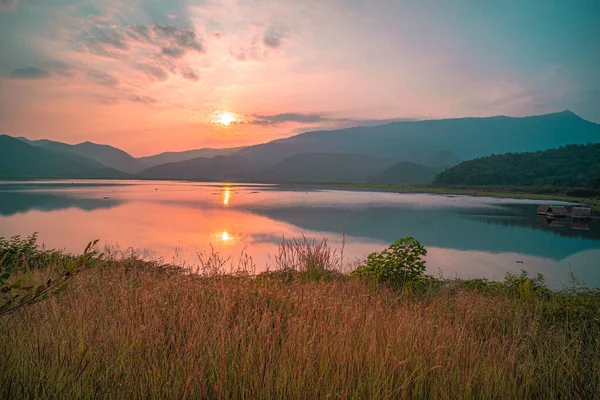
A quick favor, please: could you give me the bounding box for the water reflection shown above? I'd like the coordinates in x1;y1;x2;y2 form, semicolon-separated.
222;187;232;206
0;181;599;288
221;231;232;242
0;191;123;216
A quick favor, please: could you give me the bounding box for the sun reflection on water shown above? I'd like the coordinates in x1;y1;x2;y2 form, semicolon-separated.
221;231;231;242
222;187;232;206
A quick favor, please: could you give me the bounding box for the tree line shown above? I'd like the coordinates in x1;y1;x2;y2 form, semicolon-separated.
434;143;600;189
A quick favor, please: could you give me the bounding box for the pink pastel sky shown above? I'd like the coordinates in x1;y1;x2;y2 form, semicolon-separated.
0;0;598;156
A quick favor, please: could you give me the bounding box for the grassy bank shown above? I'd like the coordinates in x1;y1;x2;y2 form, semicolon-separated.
1;236;599;399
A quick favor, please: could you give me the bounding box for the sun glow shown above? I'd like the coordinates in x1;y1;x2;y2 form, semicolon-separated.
221;231;231;242
212;110;240;126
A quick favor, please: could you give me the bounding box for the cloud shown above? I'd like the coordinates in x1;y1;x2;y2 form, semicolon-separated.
127;94;157;104
87;69;120;87
161;46;186;59
42;60;74;78
9;67;50;79
78;23;205;82
96;93;158;105
262;26;285;48
250;113;328;125
249;112;419;129
0;0;17;12
81;23;204;61
140;65;169;81
181;67;200;81
84;30;130;57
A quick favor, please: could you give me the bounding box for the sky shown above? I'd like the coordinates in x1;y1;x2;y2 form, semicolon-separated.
0;0;599;156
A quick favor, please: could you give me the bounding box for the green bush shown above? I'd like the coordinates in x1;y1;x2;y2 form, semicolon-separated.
503;271;549;299
352;237;428;289
1;234;100;318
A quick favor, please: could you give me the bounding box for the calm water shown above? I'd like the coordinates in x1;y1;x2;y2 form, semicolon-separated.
1;180;599;288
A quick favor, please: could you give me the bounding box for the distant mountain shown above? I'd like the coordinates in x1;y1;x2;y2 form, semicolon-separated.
18;137;246;174
238;111;600;165
369;161;439;185
137;155;259;181
1;135;128;179
421;150;462;169
19;137;140;174
434;143;600;188
258;153;385;182
10;111;600;184
136;147;245;172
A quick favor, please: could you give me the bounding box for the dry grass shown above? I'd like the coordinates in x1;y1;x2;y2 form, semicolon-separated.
1;239;599;399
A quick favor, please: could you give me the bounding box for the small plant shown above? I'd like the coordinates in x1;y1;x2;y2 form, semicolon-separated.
503;270;549;299
352;237;428;289
263;236;344;283
0;235;100;318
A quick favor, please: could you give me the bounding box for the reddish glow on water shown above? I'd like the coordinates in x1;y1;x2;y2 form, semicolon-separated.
1;180;598;288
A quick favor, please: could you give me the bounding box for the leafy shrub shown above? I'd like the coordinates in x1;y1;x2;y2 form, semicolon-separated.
503;271;549;299
352;237;428;289
459;278;506;294
1;234;100;318
458;271;549;299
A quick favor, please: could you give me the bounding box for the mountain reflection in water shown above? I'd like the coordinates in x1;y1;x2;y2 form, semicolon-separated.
0;181;598;288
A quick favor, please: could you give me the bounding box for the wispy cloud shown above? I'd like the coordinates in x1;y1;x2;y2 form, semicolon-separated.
248;112;418;129
262;26;285;48
127;94;157;104
249;113;328;125
9;67;50;79
87;69;120;87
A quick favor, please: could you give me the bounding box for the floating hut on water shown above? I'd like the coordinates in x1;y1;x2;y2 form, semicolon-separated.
536;205;568;218
572;207;592;220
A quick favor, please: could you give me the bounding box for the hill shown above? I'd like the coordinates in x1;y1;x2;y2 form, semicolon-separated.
258;153;385;182
19;138;140;174
137;155;259;181
434;143;600;188
19;137;246;174
369;161;439;185
238;111;600;165
136;147;245;172
0;135;128;179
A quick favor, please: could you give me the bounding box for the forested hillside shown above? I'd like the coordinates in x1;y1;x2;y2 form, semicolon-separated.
434;144;600;188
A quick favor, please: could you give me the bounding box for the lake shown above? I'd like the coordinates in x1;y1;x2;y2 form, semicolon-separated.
1;180;599;288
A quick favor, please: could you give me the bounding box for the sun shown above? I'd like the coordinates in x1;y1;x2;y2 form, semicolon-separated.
212;110;240;126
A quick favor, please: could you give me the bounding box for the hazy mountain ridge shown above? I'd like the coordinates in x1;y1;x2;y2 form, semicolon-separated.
6;111;600;183
1;135;128;179
257;153;387;183
19;137;140;174
136;147;247;172
369;161;441;185
237;110;599;165
18;137;246;174
137;155;260;181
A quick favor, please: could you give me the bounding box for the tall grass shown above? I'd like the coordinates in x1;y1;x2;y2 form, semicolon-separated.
1;236;599;399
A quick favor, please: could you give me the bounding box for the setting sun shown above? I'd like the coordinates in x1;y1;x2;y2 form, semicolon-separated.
212;111;240;127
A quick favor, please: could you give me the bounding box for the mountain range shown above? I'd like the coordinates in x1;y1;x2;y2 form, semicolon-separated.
17;137;244;174
3;111;599;185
